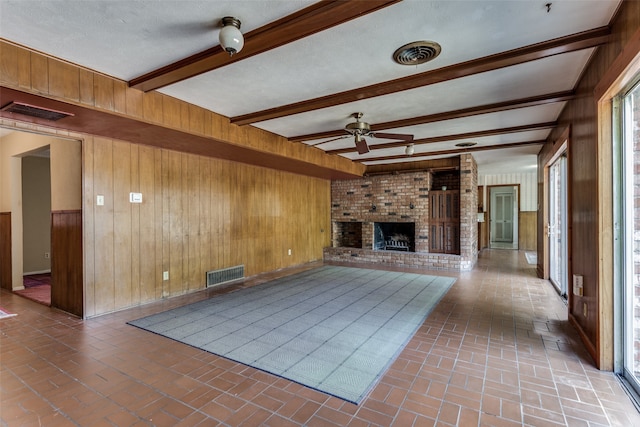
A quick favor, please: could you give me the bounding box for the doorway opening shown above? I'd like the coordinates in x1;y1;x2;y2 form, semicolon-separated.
16;150;52;306
1;127;83;317
489;186;519;249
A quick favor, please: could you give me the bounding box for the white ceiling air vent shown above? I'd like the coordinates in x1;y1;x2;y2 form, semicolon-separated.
0;101;74;121
393;41;441;66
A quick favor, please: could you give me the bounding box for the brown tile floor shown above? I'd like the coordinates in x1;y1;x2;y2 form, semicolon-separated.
1;249;639;426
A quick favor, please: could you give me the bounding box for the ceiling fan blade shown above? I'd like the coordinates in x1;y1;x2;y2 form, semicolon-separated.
371;132;414;141
355;137;370;154
310;134;349;146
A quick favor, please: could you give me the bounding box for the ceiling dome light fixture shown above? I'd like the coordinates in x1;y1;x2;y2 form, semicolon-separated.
219;17;244;56
405;144;415;156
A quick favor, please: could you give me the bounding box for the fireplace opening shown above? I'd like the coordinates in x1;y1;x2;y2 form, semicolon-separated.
374;222;415;252
334;222;363;248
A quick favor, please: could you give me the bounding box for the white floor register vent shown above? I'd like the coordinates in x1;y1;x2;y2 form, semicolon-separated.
206;265;244;287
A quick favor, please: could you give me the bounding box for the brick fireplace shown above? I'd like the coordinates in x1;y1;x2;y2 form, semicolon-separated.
324;154;478;271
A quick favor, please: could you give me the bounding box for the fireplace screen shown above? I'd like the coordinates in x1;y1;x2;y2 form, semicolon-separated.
374;222;415;252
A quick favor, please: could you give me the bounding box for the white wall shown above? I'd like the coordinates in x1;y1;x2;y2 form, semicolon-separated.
479;172;537;212
22;156;52;274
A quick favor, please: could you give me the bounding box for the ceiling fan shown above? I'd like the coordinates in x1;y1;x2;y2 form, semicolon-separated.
326;112;414;154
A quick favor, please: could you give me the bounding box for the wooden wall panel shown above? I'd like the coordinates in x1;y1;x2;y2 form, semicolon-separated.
113;141;133;309
1;118;333;318
538;0;640;368
30;53;48;94
162;96;182;129
139;145;157;303
199;157;212;283
82;138;95;316
51;210;82;317
0;212;11;290
519;211;537;251
168;151;184;296
130;145;140;305
48;59;79;102
0;43;19;87
92;138;115;314
161;149;171;298
79;68;94;106
80;138;332;316
153;149;164;300
0;39;356;318
186;154;200;289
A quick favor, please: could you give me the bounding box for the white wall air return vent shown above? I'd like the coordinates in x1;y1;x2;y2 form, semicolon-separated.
206;265;244;288
0;101;74;121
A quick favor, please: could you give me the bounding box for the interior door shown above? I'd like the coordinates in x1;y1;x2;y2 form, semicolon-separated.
548;155;568;297
491;189;514;243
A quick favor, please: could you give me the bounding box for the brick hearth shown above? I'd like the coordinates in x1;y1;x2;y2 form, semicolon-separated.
324;154;478;271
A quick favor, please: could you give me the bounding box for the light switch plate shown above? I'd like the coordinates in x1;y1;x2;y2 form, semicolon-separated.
129;192;142;203
97;195;104;206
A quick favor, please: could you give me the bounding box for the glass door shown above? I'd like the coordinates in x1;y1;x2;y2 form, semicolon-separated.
549;155;568;298
621;79;640;398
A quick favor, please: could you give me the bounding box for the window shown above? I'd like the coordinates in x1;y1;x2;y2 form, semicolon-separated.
618;77;640;402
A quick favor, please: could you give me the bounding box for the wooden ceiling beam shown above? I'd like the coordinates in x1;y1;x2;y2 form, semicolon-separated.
359;140;546;163
289;90;575;142
232;27;609;126
325;122;556;155
129;0;401;92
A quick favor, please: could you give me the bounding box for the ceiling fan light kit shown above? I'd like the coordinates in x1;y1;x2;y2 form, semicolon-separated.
219;17;244;56
354;133;370;154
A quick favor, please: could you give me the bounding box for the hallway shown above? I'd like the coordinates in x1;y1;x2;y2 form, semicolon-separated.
1;250;639;426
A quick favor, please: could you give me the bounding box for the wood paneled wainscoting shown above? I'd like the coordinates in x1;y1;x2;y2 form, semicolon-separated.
0;212;10;290
51;210;83;317
519;211;537;251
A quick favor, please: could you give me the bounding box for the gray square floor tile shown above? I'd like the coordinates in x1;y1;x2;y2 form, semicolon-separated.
128;266;455;404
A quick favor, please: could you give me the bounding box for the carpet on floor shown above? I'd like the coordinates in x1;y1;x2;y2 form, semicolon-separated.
128;265;455;404
23;273;51;288
14;285;51;306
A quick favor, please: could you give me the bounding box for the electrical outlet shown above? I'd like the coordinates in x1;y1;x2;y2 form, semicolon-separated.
573;274;583;296
288;249;292;256
583;303;588;317
96;195;104;206
44;252;50;259
163;271;169;281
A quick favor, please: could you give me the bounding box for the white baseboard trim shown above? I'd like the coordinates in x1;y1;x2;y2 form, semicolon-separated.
23;270;51;276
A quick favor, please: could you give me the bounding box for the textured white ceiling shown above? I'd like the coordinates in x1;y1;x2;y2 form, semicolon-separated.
0;0;622;174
